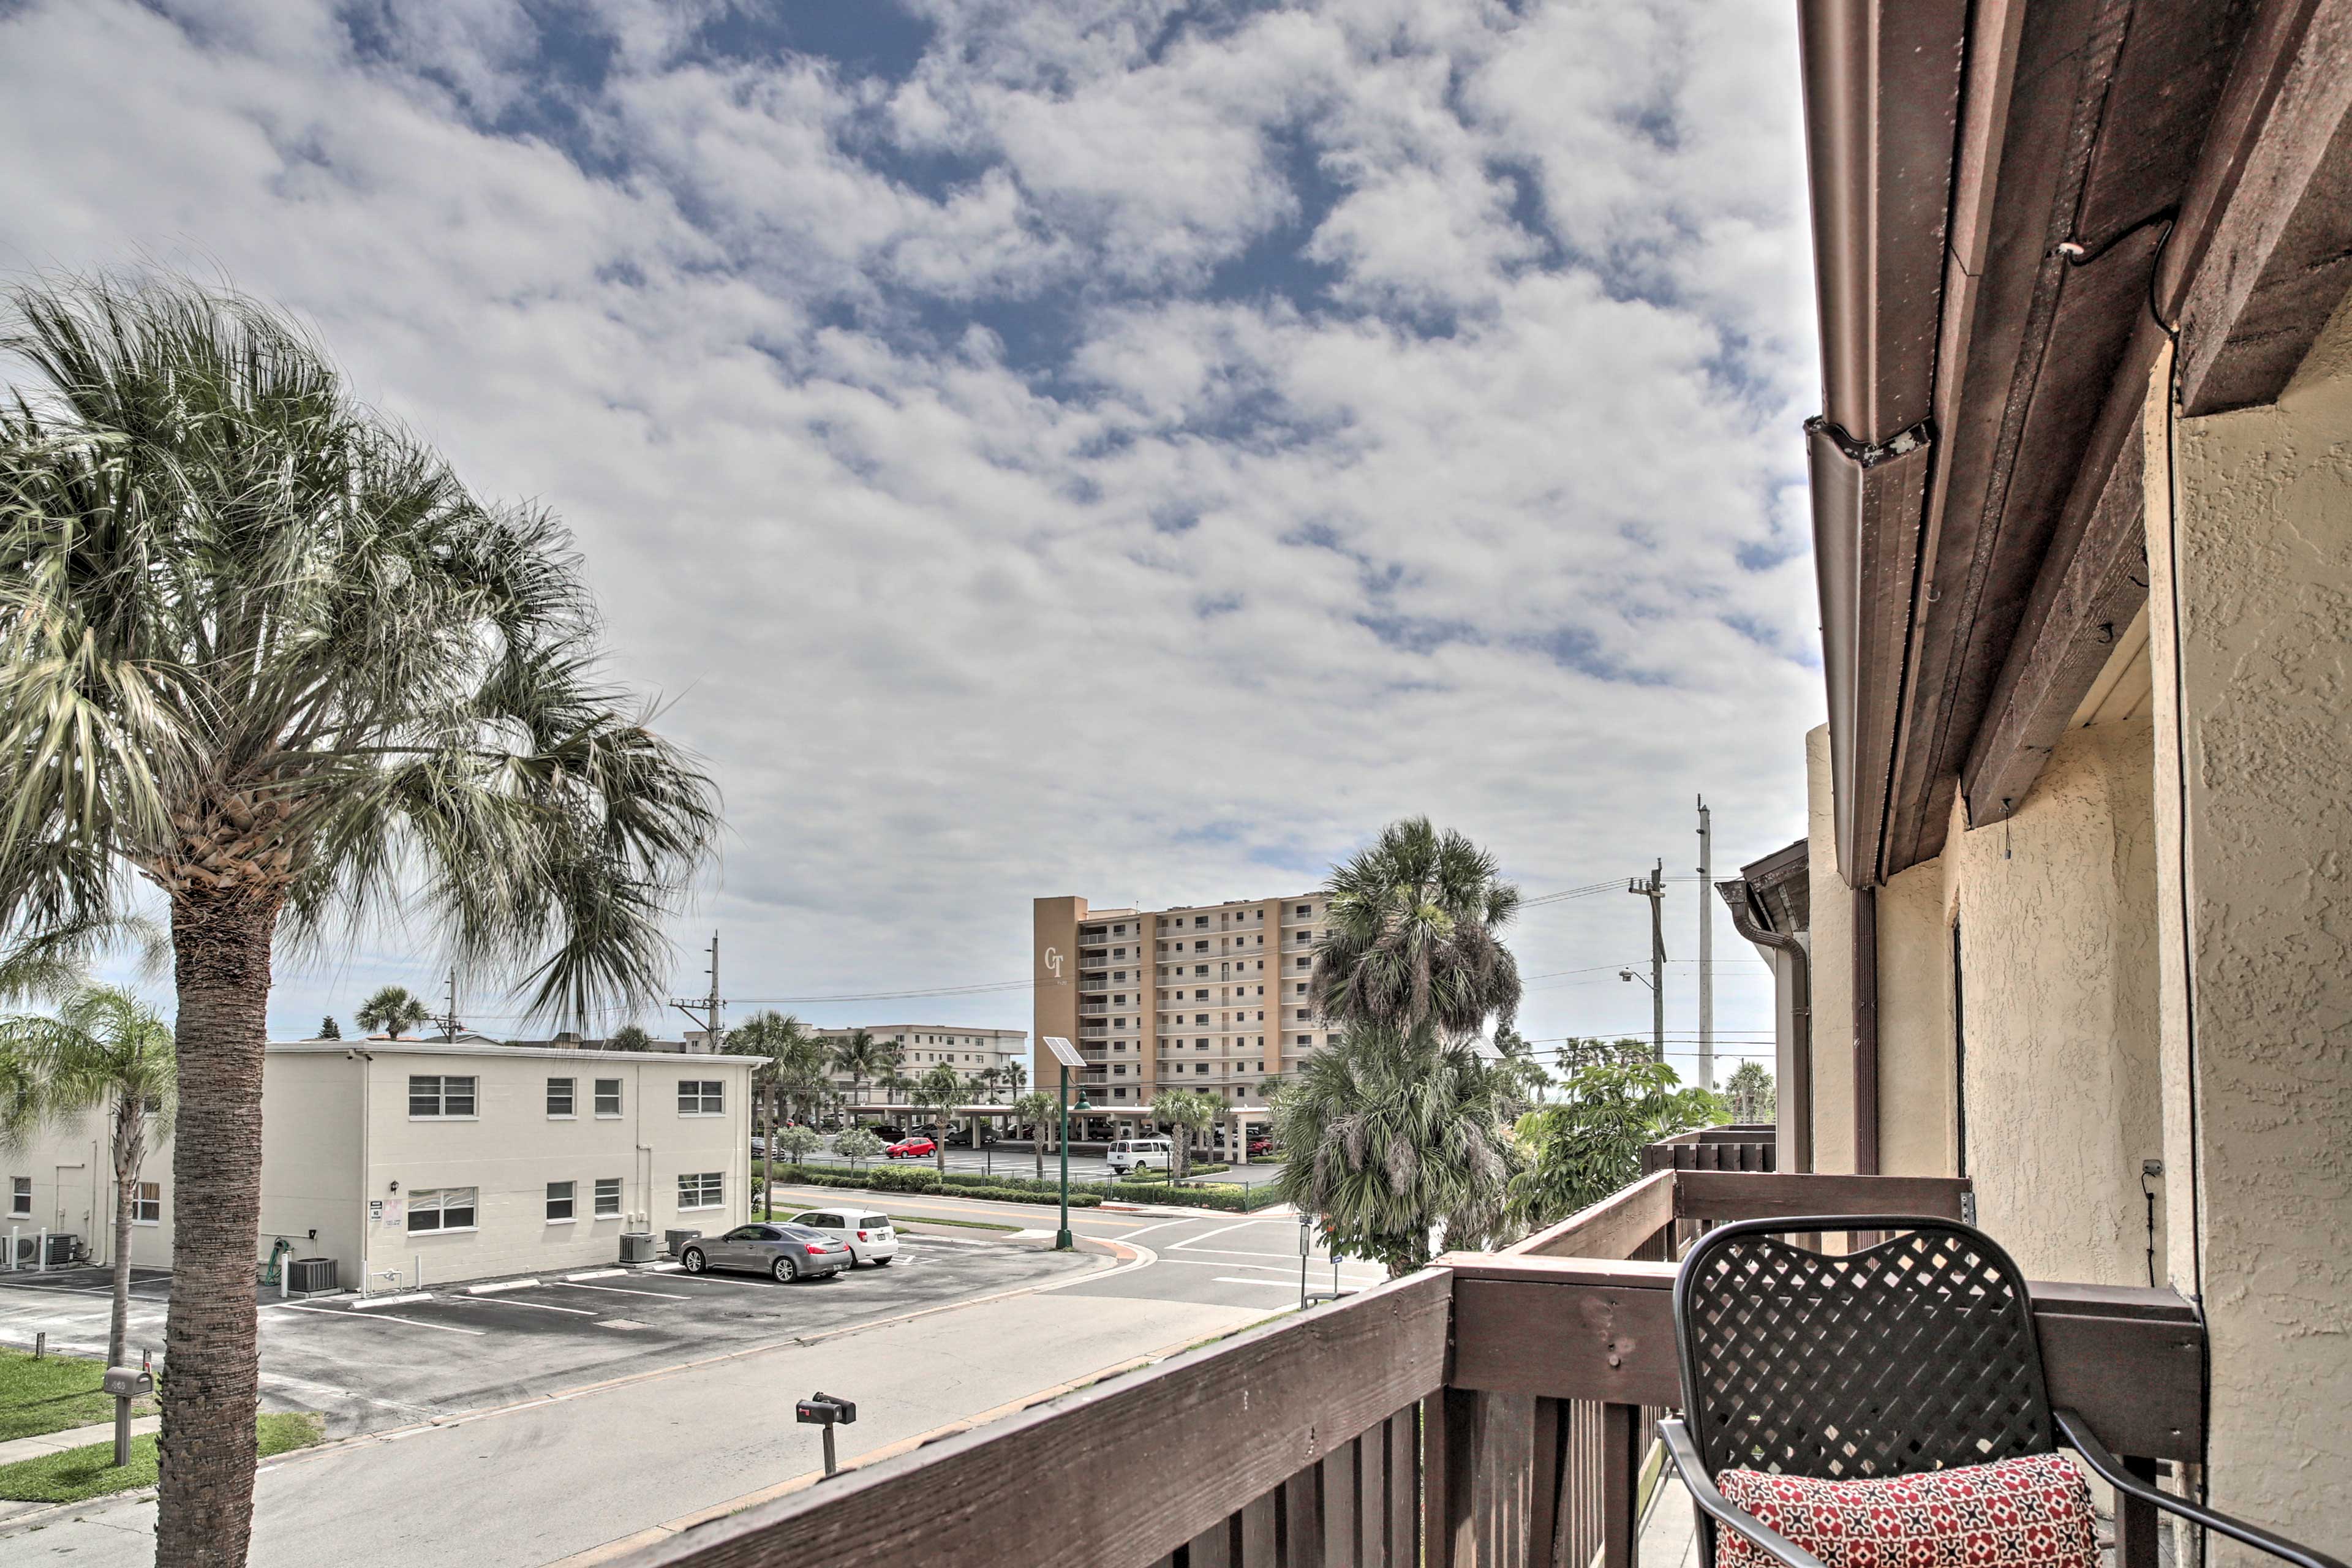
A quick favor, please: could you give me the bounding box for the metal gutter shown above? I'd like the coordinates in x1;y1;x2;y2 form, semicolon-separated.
1717;878;1814;1173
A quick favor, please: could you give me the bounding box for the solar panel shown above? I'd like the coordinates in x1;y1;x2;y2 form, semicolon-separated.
1041;1035;1086;1069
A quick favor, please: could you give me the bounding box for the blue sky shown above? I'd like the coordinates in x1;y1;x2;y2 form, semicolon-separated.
0;0;1825;1075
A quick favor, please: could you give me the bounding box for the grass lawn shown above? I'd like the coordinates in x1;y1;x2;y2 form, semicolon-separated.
0;1349;161;1444
0;1412;323;1504
889;1213;1019;1232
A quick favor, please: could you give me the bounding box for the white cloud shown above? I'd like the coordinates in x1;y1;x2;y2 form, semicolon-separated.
1;0;1821;1072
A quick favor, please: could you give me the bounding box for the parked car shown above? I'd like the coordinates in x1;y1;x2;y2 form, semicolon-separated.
677;1223;851;1282
944;1126;999;1147
1107;1137;1174;1177
786;1208;899;1266
884;1135;937;1160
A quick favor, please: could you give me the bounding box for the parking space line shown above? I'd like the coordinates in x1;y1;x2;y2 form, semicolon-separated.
1213;1276;1305;1289
278;1303;484;1336
557;1281;693;1300
454;1295;597;1316
1174;1218;1288;1251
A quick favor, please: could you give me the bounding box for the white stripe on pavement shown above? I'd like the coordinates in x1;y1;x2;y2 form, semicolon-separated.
557;1281;693;1300
455;1295;596;1315
278;1303;484;1335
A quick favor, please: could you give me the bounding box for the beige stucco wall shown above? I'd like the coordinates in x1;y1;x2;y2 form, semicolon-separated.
2146;299;2352;1553
0;1115;170;1271
1875;856;1953;1178
258;1052;363;1281
1940;716;2163;1285
354;1046;753;1289
1805;725;1858;1174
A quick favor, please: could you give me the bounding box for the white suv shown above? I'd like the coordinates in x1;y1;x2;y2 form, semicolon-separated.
785;1208;898;1266
1107;1138;1174;1177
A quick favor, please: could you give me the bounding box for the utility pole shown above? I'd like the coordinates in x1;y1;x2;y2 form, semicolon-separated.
1627;861;1666;1063
439;967;461;1041
669;932;725;1049
1697;796;1714;1090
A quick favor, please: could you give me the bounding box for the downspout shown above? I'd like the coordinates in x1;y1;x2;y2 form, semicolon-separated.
1720;880;1814;1172
1853;884;1880;1175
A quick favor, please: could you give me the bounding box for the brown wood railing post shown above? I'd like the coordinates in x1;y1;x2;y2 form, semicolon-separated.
2113;1456;2162;1568
1600;1401;1643;1568
1528;1396;1564;1568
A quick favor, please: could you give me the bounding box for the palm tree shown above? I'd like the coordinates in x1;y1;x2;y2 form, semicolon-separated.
878;1066;914;1107
316;1017;340;1041
1310;816;1524;1042
914;1062;963;1178
1269;1023;1519;1277
355;985;430;1039
0;982;175;1366
1001;1058;1027;1096
1150;1087;1218;1185
728;1011;817;1217
0;273;717;1567
1012;1090;1057;1180
829;1029;888;1120
606;1023;652;1052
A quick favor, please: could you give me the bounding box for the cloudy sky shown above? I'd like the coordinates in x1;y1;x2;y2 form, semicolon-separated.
1;0;1825;1076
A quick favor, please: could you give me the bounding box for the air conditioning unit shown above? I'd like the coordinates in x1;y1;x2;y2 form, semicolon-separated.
663;1228;701;1258
619;1232;656;1265
43;1234;77;1266
287;1257;338;1294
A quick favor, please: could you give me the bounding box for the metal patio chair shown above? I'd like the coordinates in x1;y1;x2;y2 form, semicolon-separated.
1657;1216;2346;1568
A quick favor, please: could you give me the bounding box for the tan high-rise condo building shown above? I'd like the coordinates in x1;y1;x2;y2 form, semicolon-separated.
1032;894;1334;1107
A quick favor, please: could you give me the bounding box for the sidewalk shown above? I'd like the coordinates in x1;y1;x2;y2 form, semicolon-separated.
0;1414;158;1468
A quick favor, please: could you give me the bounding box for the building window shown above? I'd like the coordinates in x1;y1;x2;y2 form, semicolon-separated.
1295;956;1311;969
546;1181;576;1222
594;1177;622;1217
1196;1064;1209;1074
1297;1035;1312;1047
9;1177;26;1216
595;1079;622;1117
677;1172;723;1211
408;1188;479;1233
678;1080;725;1115
409;1076;478;1118
1296;903;1311;916
133;1182;161;1224
547;1077;576;1117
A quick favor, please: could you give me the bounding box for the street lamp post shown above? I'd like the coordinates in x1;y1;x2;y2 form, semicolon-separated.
1041;1036;1089;1251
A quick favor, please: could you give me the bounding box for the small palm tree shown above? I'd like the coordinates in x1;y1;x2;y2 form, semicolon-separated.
878;1066;914;1107
355;986;430;1039
1012;1090;1057;1180
0;982;175;1365
914;1062;963;1177
1001;1059;1027;1096
1270;1023;1519;1276
0;273;717;1564
728;1011;819;1216
830;1030;888;1119
1311;816;1524;1043
1150;1087;1218;1185
606;1024;652;1052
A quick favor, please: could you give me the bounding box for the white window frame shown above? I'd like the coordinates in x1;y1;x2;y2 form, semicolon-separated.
133;1181;161;1225
545;1180;575;1223
677;1171;724;1211
408;1076;478;1120
594;1079;622;1118
593;1177;622;1218
407;1187;480;1234
677;1080;725;1117
9;1176;28;1217
546;1077;576;1118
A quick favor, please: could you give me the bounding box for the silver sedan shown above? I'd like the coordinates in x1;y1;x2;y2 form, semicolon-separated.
679;1223;853;1282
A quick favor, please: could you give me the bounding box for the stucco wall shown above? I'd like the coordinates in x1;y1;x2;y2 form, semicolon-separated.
258;1052;364;1283
1875;856;1953;1178
356;1047;753;1289
1941;717;2162;1285
2147;296;2352;1552
1805;725;1857;1173
0;1114;172;1272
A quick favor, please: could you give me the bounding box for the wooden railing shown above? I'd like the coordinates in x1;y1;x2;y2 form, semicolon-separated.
1640;1123;1777;1174
622;1168;2208;1568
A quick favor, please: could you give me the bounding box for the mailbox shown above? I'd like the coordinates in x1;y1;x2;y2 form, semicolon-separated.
102;1366;153;1399
795;1393;856;1426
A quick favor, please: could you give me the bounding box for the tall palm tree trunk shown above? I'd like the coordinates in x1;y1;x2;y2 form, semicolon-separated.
108;1095;143;1368
157;897;277;1568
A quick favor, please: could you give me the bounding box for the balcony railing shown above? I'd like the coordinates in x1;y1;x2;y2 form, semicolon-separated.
628;1163;2207;1568
1640;1123;1777;1174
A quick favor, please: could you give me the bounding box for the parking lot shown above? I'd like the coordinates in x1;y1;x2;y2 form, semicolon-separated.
0;1233;1095;1438
784;1145;1288;1188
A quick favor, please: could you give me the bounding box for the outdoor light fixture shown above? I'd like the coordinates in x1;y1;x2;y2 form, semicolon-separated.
1042;1036;1088;1251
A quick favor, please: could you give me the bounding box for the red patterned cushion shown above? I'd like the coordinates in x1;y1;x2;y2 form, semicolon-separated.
1713;1452;2098;1568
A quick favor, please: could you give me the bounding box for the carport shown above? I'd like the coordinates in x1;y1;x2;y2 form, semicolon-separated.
839;1102;1272;1165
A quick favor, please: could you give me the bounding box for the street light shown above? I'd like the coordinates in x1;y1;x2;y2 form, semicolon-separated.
1041;1036;1089;1251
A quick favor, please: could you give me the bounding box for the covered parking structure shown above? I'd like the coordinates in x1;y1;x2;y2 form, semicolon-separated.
837;1102;1274;1166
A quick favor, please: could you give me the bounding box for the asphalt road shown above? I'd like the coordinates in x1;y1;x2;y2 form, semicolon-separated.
0;1186;1386;1565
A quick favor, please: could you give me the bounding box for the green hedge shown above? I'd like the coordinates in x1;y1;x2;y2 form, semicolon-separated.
758;1166;1102;1208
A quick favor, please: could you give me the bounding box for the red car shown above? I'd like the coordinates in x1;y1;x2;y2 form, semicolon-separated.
884;1136;937;1160
1248;1136;1277;1158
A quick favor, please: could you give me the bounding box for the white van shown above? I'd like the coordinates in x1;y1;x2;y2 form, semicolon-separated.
1107;1137;1174;1177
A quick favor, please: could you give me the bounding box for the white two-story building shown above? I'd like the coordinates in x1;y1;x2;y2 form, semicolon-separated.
4;1038;755;1292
